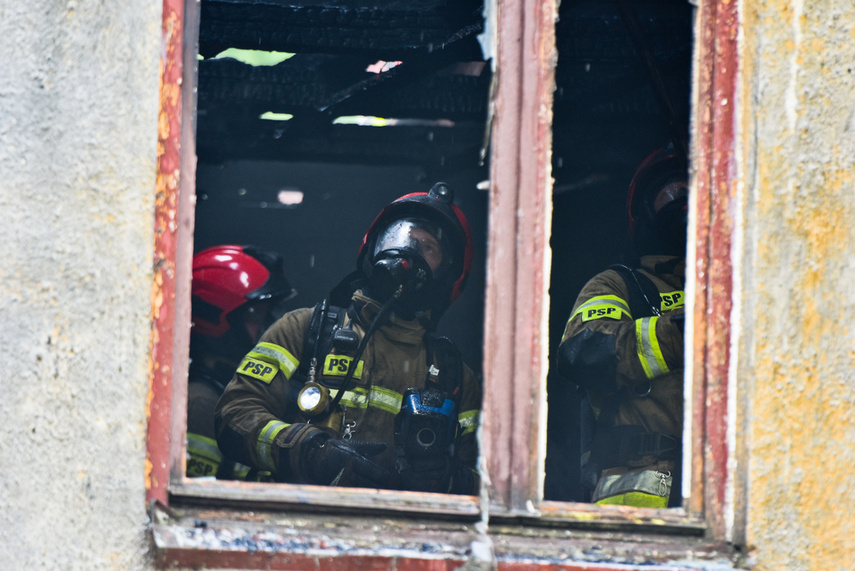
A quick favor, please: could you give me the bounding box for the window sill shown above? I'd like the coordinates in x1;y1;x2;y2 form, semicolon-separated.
169;478;481;519
153;497;742;570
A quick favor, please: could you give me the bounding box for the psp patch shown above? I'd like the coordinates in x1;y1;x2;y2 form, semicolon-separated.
581;304;625;322
323;354;364;379
237;357;279;383
660;290;685;311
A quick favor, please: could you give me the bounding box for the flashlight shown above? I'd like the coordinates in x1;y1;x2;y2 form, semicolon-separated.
297;382;344;432
297;382;330;416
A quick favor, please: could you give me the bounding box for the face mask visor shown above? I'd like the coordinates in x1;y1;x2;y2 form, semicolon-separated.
372;218;447;274
650;180;689;255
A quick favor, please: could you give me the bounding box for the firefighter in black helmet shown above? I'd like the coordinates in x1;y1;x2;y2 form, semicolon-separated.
215;183;481;494
187;245;296;479
557;147;688;508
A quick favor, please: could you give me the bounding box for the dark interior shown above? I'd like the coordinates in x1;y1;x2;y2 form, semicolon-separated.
192;0;694;501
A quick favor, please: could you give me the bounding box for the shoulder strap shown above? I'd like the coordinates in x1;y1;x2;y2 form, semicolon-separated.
298;300;349;382
299;303;465;404
609;264;661;318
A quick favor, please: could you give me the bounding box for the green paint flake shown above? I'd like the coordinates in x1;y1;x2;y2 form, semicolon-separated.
333;116;389;127
213;49;294;66
260;112;293;121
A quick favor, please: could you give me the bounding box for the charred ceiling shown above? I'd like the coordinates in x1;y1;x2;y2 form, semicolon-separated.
195;0;693;183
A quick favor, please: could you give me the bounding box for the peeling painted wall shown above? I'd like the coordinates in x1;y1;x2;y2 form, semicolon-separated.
0;2;162;569
738;1;855;569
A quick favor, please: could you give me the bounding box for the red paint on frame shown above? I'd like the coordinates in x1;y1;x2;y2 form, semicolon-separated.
147;0;185;505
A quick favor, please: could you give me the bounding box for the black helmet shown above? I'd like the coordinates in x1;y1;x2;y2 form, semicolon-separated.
355;182;473;319
626;147;689;257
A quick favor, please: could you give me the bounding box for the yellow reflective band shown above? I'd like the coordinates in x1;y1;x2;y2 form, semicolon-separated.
257;420;290;472
659;290;685;312
369;386;403;414
233;464;251;480
245;342;299;380
459;409;479;435
572;295;631;323
635;316;670;379
322;354;364;379
327;386;404;414
187;433;222;462
330;387;369;409
186;433;223;478
236;357;279;383
596;491;669;509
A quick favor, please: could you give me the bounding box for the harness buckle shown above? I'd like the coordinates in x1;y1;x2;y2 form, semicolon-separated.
658;470;671;497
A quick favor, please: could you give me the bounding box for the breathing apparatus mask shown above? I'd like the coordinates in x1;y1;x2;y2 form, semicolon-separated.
649;179;689;255
368;217;451;314
628;147;690;258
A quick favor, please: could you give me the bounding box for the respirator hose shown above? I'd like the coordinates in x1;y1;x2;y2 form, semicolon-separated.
327;285;401;411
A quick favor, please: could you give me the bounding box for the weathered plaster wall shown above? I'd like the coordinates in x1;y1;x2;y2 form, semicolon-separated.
738;1;855;569
0;2;162;569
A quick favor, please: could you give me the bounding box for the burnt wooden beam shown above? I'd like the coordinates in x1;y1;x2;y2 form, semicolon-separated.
199;0;483;58
197;55;489;121
196;119;486;169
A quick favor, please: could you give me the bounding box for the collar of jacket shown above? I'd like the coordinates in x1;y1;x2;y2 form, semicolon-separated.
351;290;428;346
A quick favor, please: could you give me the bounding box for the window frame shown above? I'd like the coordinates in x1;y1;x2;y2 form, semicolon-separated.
147;0;742;555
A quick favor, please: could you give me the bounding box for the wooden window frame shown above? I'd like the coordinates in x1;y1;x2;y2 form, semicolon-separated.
148;0;743;564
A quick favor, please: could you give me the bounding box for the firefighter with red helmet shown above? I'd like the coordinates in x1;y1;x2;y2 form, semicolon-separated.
187;245;296;479
557;147;688;507
215;183;481;493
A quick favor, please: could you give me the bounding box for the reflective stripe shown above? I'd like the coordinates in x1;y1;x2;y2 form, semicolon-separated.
593;469;672;508
330;386;404;414
459;409;479;435
596;491;669;509
232;463;252;480
256;420;290;472
187;433;223;463
635;316;669;379
370;386;403;414
571;295;631;323
246;342;300;379
330;387;369;409
316;384;471;422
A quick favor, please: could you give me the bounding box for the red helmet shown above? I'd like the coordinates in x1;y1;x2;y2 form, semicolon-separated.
357;182;474;313
626;146;688;256
191;245;296;338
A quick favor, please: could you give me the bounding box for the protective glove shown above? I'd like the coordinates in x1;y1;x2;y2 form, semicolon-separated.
398;455;451;493
398;456;478;495
293;427;392;489
446;462;478;495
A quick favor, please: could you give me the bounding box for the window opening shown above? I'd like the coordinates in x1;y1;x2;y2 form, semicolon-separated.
545;0;694;507
152;0;743;559
178;0;491;507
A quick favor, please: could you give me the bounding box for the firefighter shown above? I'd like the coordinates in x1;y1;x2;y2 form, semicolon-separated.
214;182;481;494
557;147;688;508
187;245;296;479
